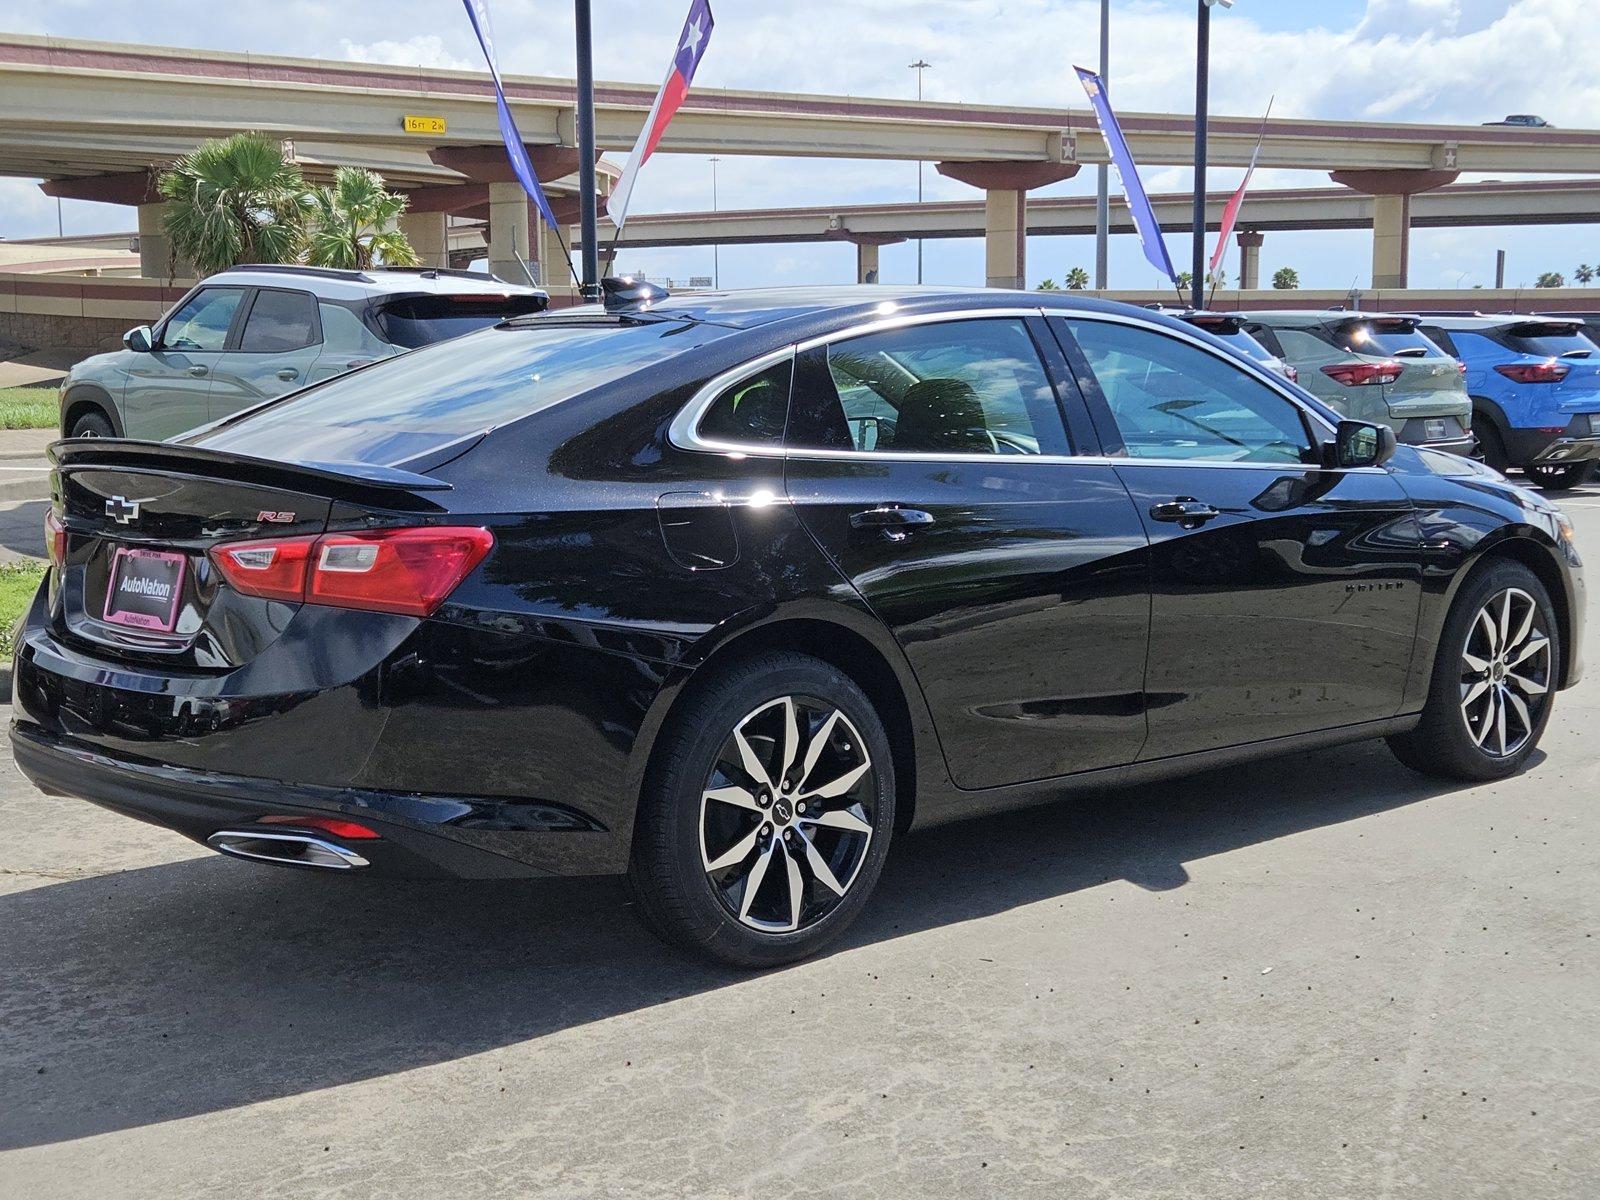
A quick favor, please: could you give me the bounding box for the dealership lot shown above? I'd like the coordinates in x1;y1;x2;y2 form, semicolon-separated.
0;485;1595;1199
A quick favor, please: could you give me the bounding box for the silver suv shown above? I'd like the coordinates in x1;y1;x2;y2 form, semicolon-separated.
59;265;547;440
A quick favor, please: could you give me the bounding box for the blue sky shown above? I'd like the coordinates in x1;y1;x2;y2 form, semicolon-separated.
2;0;1596;291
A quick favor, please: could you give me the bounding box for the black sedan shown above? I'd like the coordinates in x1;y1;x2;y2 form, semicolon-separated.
12;284;1585;966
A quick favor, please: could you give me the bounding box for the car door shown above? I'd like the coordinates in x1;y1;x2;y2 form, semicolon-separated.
206;287;324;421
1051;314;1421;761
781;311;1152;790
122;286;247;439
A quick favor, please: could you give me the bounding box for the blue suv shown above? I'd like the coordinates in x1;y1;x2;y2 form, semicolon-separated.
1416;316;1600;489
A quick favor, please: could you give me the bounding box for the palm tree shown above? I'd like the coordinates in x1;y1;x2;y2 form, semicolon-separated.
1536;271;1566;288
1064;266;1090;290
1272;266;1301;290
157;132;308;277
1035;278;1060;291
1576;263;1594;286
305;167;420;270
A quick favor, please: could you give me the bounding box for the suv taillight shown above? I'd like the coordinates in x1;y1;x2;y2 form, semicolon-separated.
1321;361;1403;386
44;508;66;568
210;526;493;617
1495;360;1569;384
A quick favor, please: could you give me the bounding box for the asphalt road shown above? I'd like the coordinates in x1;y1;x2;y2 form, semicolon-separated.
3;480;1599;1199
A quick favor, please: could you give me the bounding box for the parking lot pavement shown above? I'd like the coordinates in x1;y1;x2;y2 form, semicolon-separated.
2;485;1598;1200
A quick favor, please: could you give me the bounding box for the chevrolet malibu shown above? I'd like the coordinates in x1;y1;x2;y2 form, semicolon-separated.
12;285;1584;966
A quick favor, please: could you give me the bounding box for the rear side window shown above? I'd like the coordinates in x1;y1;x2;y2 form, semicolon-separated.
1212;328;1276;363
190;318;720;465
1241;322;1286;356
319;302;390;358
374;295;548;349
787;318;1069;456
697;359;792;446
239;289;319;352
1417;325;1459;357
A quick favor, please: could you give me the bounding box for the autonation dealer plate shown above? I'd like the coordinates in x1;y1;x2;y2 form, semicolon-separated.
103;547;186;632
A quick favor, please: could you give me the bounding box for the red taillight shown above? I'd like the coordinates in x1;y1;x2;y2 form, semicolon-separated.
212;535;318;603
44;508;66;568
1458;360;1468;376
1321;360;1403;387
258;814;380;840
209;526;493;617
1495;360;1569;384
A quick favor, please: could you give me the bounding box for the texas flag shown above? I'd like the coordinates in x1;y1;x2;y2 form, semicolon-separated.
608;0;714;230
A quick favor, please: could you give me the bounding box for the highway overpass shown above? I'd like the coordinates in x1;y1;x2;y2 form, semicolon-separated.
9;35;1600;288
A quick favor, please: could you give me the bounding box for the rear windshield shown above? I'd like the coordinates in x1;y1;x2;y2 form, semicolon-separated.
1334;320;1445;358
373;295;549;349
189;319;719;465
1498;324;1596;358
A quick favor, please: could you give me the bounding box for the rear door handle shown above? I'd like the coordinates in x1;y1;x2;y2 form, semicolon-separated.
277;368;299;382
850;506;935;541
186;365;209;378
1148;497;1220;527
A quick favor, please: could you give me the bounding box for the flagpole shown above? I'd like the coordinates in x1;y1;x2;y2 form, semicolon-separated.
1094;0;1109;290
575;0;601;300
1191;0;1210;310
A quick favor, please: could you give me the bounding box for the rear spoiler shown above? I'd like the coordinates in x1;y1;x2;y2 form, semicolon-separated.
49;439;453;509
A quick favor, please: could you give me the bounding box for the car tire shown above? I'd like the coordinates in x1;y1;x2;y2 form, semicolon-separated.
1387;559;1559;782
1523;461;1595;490
1475;421;1510;474
67;409;115;439
627;652;896;967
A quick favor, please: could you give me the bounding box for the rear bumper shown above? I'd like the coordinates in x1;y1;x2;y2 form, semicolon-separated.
9;719;610;878
1503;417;1600;467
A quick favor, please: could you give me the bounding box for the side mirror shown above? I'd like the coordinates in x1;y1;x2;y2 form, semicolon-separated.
1330;419;1397;469
123;325;154;353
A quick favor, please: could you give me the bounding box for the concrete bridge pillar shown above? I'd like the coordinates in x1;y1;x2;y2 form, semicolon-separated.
487;183;532;284
832;232;906;283
398;211;449;269
935;161;1081;289
135;201;195;282
1330;169;1459;289
1236;229;1264;290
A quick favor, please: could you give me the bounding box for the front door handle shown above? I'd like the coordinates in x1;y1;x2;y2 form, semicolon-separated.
850;506;936;542
186;365;209;378
1148;497;1220;527
277;368;299;382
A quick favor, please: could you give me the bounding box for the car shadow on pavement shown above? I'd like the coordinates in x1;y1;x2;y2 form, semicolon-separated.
0;736;1484;1150
0;498;48;560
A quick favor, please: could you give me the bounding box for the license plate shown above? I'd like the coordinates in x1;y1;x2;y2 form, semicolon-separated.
1588;413;1600;435
103;547;186;632
1425;419;1450;440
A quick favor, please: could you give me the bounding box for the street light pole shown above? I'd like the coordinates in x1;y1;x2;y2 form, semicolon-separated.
909;59;931;284
710;156;720;289
1094;0;1109;290
574;0;601;300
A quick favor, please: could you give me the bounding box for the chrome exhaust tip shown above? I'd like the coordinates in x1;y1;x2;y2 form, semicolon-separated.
207;830;370;870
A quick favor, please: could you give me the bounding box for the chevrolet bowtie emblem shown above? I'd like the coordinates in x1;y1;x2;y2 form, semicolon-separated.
105;495;142;524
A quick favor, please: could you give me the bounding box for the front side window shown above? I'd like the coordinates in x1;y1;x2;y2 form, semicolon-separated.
1063;318;1314;464
787;318;1068;456
161;288;246;352
239;289;319;352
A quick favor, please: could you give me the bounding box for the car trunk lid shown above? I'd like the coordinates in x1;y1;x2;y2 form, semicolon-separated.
49;440;449;670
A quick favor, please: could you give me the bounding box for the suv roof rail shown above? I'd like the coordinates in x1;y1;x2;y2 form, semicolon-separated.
221;263;374;283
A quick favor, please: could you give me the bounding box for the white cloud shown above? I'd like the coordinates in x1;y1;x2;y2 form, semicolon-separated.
340;35;473;72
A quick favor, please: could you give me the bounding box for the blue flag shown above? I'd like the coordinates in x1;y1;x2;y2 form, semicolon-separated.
462;0;561;231
1075;66;1178;284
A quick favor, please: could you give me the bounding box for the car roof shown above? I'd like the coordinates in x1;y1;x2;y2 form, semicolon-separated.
1242;309;1422;325
201;264;545;303
546;284;1226;340
1420;314;1586;330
